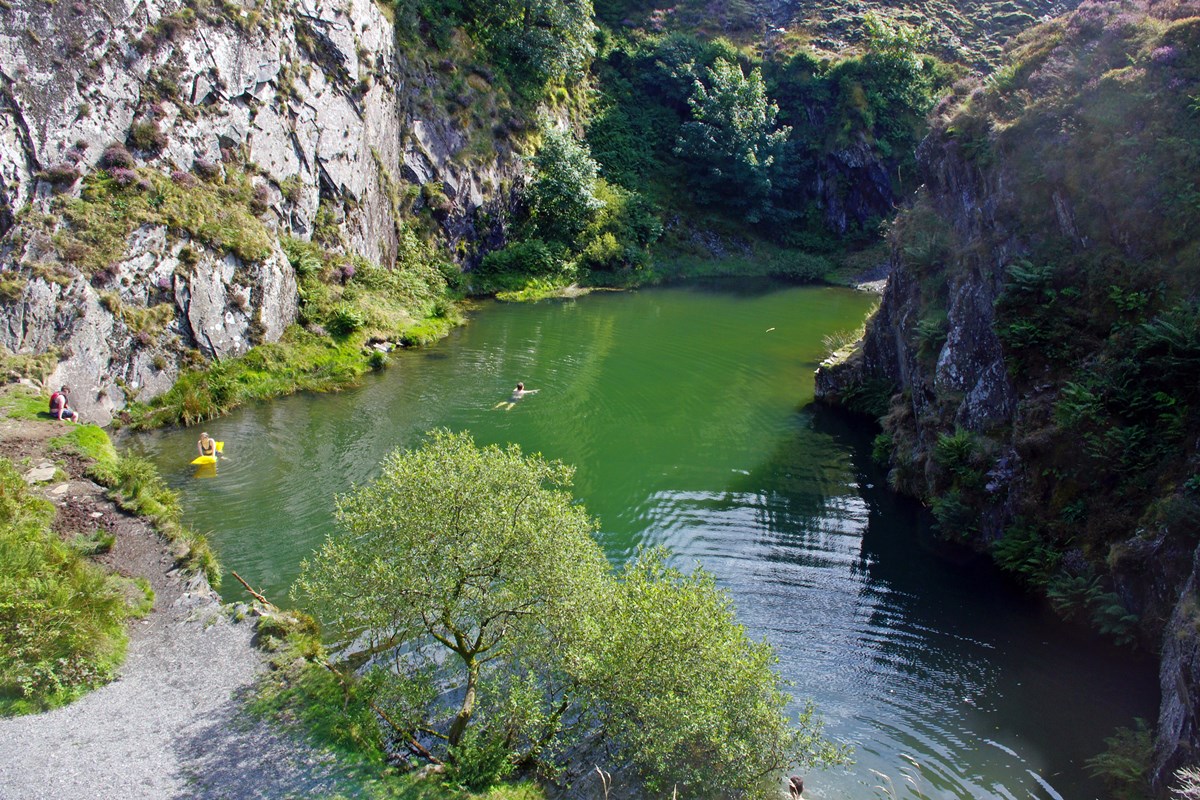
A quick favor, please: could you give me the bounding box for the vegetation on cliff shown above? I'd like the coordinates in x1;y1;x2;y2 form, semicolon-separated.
873;0;1200;636
818;1;1200;789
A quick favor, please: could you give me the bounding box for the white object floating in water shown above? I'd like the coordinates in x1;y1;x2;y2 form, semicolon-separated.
765;327;776;332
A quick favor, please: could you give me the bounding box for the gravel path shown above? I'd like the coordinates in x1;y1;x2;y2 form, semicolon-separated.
0;413;355;800
0;557;350;800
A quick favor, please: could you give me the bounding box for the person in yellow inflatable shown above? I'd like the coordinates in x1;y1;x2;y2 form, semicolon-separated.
198;432;219;459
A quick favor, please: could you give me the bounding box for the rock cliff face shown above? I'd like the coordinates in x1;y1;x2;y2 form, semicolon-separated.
817;0;1200;787
0;0;520;423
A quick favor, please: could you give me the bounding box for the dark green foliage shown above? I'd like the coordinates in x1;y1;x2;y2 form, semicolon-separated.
1045;572;1139;646
930;488;976;538
933;428;975;475
991;523;1061;586
1046;573;1100;621
915;310;948;357
1092;592;1140;647
871;432;894;465
675;58;791;223
587;27;949;246
765;31;951;232
840;377;894;418
1085;719;1154;800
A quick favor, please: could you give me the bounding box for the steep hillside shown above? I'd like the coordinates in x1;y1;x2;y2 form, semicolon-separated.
0;0;528;424
595;0;1082;67
817;0;1200;789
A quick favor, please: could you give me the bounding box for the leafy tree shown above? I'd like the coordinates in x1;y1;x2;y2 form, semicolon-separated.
413;0;596;95
578;549;849;795
527;127;605;245
294;430;607;752
675;58;791;222
489;0;596;91
295;430;848;792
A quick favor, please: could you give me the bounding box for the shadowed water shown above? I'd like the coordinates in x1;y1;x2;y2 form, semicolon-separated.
131;283;1157;798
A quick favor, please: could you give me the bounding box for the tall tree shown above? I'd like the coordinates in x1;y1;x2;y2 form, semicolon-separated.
295;429;848;792
675;57;792;222
527;127;605;245
294;429;607;750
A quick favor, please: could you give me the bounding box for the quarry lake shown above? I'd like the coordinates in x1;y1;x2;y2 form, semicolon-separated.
131;282;1157;798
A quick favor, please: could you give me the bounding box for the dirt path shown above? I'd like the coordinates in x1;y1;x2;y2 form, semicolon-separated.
0;413;353;800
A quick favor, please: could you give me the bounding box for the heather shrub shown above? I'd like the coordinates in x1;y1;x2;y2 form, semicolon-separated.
98;143;135;170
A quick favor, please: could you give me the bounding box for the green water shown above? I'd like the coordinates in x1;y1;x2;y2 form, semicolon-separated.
132;282;1157;799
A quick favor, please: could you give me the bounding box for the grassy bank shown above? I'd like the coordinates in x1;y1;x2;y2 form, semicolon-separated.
0;382;219;714
0;457;134;714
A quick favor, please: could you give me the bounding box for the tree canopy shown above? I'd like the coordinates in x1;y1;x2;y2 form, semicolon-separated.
675;57;792;222
295;429;848;794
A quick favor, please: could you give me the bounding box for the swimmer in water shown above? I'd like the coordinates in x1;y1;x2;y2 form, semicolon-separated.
494;381;539;410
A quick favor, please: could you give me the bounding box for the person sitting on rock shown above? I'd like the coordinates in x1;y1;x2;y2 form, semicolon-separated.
49;385;79;423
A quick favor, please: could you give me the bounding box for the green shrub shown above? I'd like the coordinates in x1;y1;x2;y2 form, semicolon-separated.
930;488;977;539
478;239;568;281
446;727;516;790
0;459;129;714
916;310;949;356
327;305;365;337
127;120;167;153
871;432;894;465
1046;573;1101;622
991;523;1061;586
1085;719;1153;800
933;429;985;487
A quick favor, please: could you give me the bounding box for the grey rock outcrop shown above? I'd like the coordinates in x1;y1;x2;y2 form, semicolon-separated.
1;224;296;424
0;0;521;422
815;126;1019;445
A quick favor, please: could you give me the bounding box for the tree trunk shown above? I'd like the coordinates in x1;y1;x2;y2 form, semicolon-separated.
447;659;479;747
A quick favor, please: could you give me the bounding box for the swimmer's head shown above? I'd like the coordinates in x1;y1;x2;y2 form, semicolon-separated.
516;382;524;390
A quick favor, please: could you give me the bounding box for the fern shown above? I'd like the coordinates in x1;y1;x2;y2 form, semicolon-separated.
1046;573;1102;621
1092;592;1140;647
1085;719;1153;800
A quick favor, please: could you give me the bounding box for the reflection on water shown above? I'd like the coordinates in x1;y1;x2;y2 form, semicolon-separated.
129;284;1156;799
